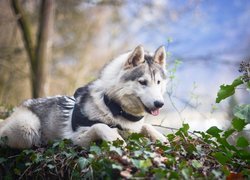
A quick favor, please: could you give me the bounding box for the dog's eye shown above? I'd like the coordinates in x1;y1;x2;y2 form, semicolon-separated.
138;80;148;86
157;80;161;84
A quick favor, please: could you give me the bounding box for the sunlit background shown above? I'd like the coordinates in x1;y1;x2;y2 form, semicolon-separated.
0;0;249;130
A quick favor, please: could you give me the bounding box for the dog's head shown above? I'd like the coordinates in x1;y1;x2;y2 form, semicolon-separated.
107;45;167;116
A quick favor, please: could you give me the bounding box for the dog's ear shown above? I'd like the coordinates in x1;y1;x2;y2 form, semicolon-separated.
124;45;144;69
154;46;166;68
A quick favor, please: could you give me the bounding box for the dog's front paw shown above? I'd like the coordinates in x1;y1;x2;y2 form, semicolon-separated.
152;133;167;143
141;124;167;143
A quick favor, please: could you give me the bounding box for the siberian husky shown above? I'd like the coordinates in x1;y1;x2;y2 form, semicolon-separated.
0;45;167;149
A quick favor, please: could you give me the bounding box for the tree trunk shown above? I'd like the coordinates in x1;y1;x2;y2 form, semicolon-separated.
33;0;54;98
11;0;54;98
11;0;35;69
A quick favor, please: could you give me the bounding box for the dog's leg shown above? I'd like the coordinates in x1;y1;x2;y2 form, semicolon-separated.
141;123;167;143
0;107;41;149
72;123;125;147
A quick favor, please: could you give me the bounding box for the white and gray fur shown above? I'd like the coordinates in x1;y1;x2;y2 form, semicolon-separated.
0;45;167;149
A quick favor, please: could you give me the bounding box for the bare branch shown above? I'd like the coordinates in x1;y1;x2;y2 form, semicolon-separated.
10;0;35;66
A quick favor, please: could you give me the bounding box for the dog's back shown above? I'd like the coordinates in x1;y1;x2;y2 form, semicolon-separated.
0;96;75;148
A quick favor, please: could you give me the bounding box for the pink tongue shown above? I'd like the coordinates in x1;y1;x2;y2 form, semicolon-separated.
150;109;160;116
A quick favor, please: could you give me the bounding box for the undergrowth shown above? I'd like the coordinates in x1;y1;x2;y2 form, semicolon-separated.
0;122;249;179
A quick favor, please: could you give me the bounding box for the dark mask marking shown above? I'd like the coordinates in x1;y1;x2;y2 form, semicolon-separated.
121;66;145;81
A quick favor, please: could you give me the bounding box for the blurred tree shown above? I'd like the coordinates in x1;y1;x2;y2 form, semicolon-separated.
11;0;54;98
0;0;124;104
50;0;125;94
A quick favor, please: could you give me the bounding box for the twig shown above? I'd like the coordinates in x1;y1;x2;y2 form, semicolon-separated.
152;124;211;143
166;92;184;122
18;165;32;180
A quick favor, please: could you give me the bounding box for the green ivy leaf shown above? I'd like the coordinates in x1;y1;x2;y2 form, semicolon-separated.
112;164;123;170
206;126;223;138
217;138;236;152
233;105;250;123
181;168;191;180
152;168;168;179
30;153;42;163
129;133;144;141
236;136;249;148
133;150;143;157
223;128;235;138
89;145;102;155
169;171;180;179
78;157;89;169
212;170;222;179
0;157;7;164
247;82;250;90
167;134;176;141
14;168;21;175
131;159;152;169
232;118;247;131
213;152;230;165
191;160;202;169
216;77;243;103
109;146;123;156
222;165;230;176
181;123;190;134
176;124;190;137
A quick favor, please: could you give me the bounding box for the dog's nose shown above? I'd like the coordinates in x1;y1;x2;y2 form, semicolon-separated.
154;101;164;108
